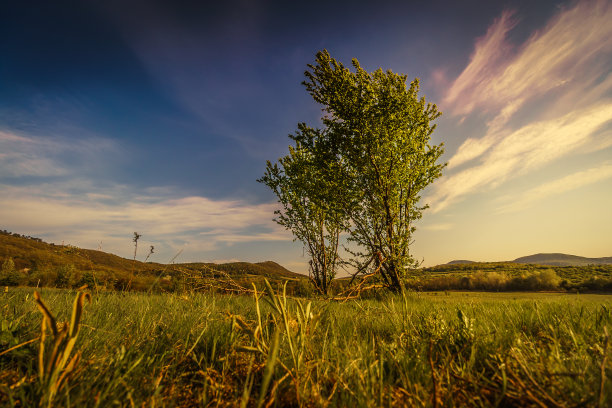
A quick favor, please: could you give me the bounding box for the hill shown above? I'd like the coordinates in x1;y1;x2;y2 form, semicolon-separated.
512;253;612;266
443;253;612;267
446;259;476;265
0;230;304;291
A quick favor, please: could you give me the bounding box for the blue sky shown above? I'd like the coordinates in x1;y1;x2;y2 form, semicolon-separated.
1;0;611;272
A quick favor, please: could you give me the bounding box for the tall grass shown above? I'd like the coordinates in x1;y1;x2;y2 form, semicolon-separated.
1;287;611;406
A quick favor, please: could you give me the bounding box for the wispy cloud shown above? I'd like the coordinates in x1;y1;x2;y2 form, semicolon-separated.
443;9;518;118
0;126;291;263
444;0;612;122
430;0;612;211
0;181;290;261
0;129;118;178
497;162;612;213
430;104;612;212
421;223;454;232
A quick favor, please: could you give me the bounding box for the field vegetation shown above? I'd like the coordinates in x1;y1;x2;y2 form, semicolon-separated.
2;286;611;407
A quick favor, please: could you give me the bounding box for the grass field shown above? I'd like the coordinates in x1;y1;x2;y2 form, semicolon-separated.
2;286;612;407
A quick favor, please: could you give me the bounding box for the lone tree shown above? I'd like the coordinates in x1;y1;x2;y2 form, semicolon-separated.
259;124;350;295
261;50;445;293
303;50;446;291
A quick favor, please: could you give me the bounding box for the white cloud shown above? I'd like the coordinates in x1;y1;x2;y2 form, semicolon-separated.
0;129;117;178
497;162;612;213
431;0;612;211
443;10;517;117
430;103;612;212
444;0;612;120
0;183;289;252
0;127;292;263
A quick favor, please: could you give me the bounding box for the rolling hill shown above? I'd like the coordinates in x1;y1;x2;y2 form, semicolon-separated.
445;253;612;267
511;253;612;266
446;260;476;265
0;230;303;285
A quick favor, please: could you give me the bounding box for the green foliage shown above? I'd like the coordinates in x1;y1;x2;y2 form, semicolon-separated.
266;50;446;292
306;51;446;291
259;124;349;295
2;257;15;274
1;257;23;286
54;264;80;288
407;262;612;292
405;269;563;292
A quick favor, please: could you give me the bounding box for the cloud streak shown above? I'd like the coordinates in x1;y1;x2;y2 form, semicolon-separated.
497;162;612;213
444;0;612;121
430;0;612;212
0;182;289;261
421;223;454;232
430;104;612;212
0;129;118;179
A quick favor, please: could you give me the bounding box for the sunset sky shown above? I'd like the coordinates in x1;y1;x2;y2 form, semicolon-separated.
1;0;611;273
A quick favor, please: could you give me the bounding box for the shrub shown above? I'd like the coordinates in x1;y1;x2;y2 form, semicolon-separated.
27;264;57;287
77;271;97;288
0;257;22;286
293;278;316;298
509;269;561;291
580;276;612;292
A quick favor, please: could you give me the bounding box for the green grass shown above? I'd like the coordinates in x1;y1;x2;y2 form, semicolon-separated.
2;287;612;407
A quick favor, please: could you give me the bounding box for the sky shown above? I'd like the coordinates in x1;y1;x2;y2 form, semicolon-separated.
1;0;611;273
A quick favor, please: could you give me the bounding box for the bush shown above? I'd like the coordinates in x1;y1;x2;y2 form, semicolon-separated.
77;271;97;288
27;264;57;287
399;269;562;292
293;278;316;298
509;269;560;291
0;257;23;286
579;276;612;292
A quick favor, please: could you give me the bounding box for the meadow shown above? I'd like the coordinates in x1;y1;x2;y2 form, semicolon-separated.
2;286;611;407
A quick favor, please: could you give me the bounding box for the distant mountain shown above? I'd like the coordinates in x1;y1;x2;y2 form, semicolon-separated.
446;260;476;265
511;253;612;267
443;253;612;267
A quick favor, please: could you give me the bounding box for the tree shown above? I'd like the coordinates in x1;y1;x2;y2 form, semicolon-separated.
1;257;21;286
303;50;446;291
259;124;349;295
